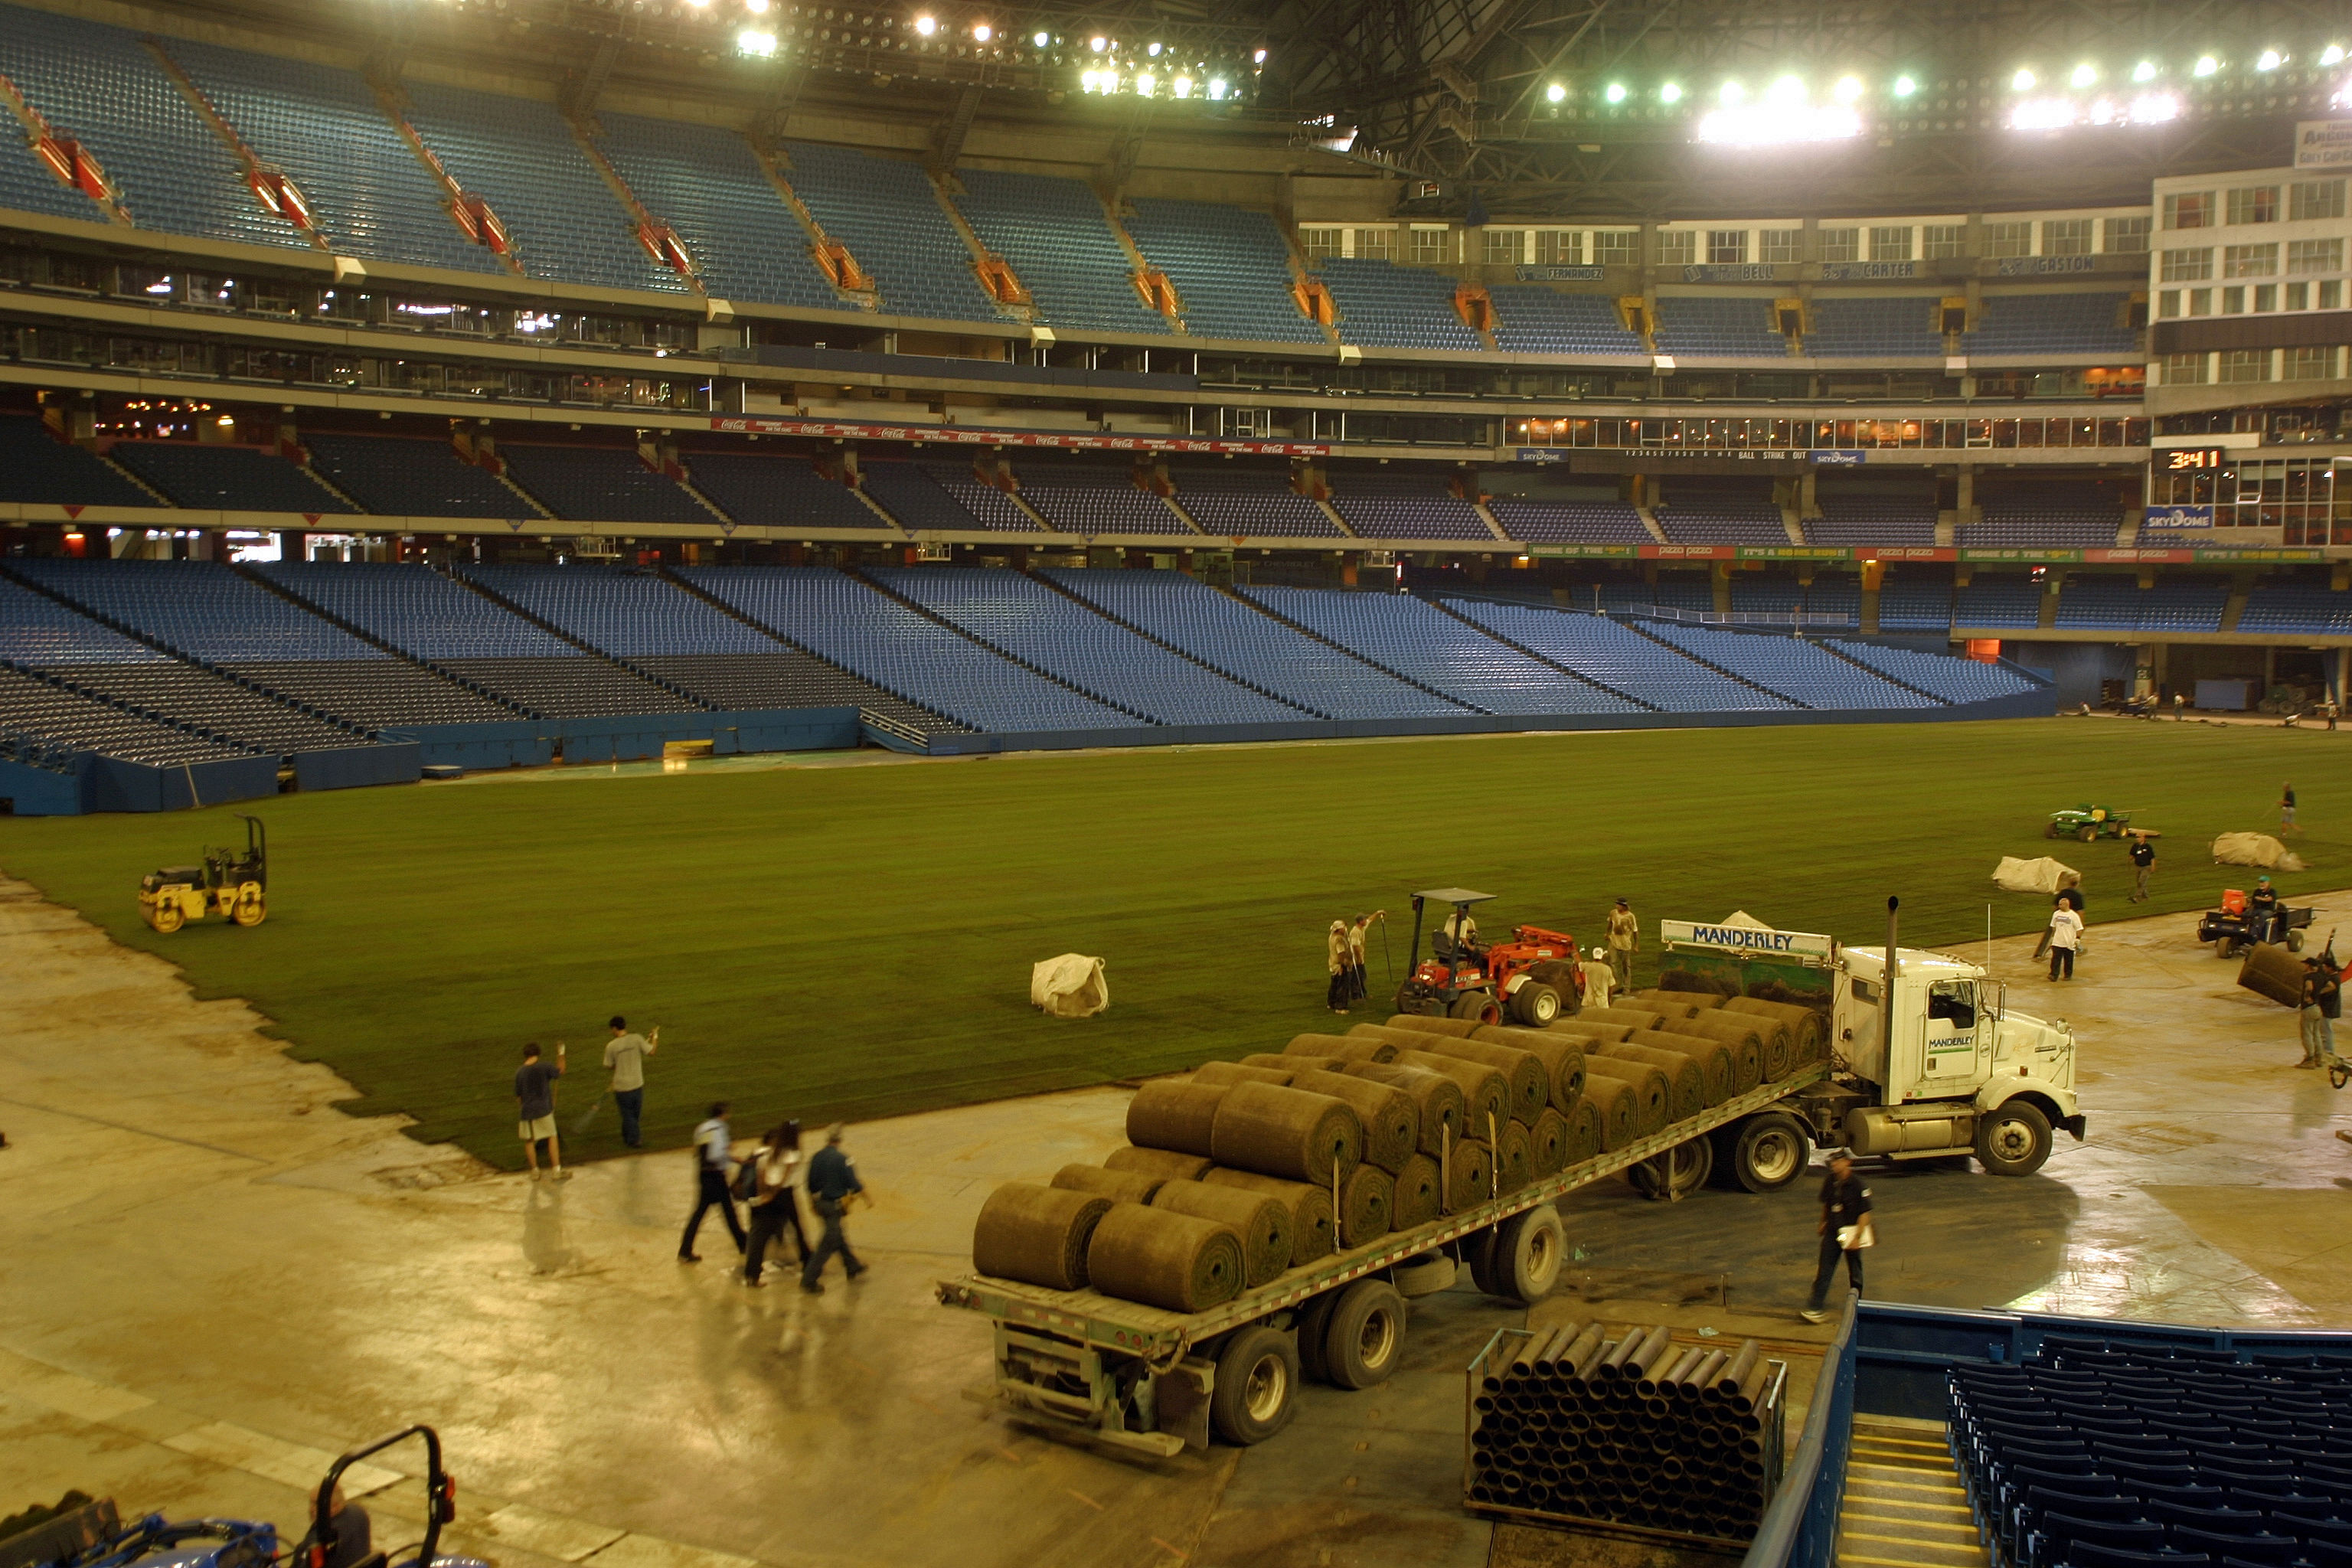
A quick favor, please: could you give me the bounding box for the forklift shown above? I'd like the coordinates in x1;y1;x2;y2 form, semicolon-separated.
138;815;267;933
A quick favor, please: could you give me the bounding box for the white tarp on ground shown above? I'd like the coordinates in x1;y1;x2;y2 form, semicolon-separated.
1994;855;2079;893
2212;832;2308;872
1031;953;1109;1018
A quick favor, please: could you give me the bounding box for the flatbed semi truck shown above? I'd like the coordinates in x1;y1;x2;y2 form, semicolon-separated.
938;900;2083;1459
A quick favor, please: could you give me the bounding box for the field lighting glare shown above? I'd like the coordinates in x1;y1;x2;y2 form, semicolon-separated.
1660;82;1681;102
1604;82;1626;103
744;0;768;11
1135;72;1154;93
1089;34;1106;50
971;23;989;41
1768;75;1804;105
1719;80;1743;103
913;14;935;34
2132;60;2157;80
1146;41;1160;55
737;28;776;53
2327;45;2347;65
2011;68;2035;90
1032;29;1046;44
1695;103;1860;145
2070;63;2096;87
1172;75;1191;96
1208;77;1227;98
2194;56;2218;76
1832;75;1862;102
1544;82;1566;103
1253;47;1266;62
2258;50;2284;70
1893;74;1916;96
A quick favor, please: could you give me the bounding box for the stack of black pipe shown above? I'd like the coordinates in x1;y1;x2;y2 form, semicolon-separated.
1468;1321;1775;1541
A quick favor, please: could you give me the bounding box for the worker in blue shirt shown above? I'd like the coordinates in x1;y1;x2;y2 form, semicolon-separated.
801;1122;871;1295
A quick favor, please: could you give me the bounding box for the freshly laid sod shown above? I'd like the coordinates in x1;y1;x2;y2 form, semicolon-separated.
0;717;2332;1168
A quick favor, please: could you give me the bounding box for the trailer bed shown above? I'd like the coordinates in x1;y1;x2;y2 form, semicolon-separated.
936;1067;1828;1358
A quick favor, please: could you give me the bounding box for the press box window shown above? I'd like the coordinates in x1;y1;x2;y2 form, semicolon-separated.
1300;227;1344;259
1922;224;1967;260
2288;238;2344;274
2224;243;2278;277
2042;219;2092;256
2255;283;2278;312
2158;289;2181;318
1534;230;1583;265
2218;348;2271;382
1482;230;1524;266
1353;227;1393;261
1984;221;2031;257
2291;179;2347;221
1758;230;1802;264
2103;216;2151;253
1707;230;1748;264
1409;227;1452;265
2226;185;2281;224
2285;346;2337;381
2325;280;2345;309
1656;230;1697;266
2161;247;2213;282
1818;227;1860;263
1869;226;1913;262
2162;352;2207;384
1594;230;1640;266
2163;191;2215;230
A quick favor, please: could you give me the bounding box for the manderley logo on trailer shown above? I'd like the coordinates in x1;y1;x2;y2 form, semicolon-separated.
1660;920;1838;961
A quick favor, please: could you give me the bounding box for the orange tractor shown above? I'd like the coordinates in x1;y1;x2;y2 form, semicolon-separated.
1393;887;1586;1026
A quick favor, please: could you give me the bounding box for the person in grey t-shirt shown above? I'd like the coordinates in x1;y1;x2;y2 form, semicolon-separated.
603;1016;658;1149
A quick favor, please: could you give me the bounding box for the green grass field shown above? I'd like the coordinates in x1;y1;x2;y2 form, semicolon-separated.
0;718;2334;1168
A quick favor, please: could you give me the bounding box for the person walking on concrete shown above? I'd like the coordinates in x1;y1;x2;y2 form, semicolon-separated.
1348;910;1384;1002
1799;1152;1872;1323
2301;952;2343;1070
2128;835;2156;903
1325;920;1352;1014
514;1041;568;1181
2174;691;2187;720
603;1016;658;1149
679;1101;749;1263
2047;903;2083;981
743;1119;808;1287
2282;781;2301;835
1606;898;1639;990
801;1122;870;1295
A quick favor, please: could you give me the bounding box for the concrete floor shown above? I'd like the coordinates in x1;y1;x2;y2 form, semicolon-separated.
2;873;2347;1568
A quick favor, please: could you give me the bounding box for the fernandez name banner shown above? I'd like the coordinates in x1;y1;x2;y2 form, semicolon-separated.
711;417;1328;456
1514;264;1608;282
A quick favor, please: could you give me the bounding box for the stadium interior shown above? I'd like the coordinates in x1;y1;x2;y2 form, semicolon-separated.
1;0;2350;1566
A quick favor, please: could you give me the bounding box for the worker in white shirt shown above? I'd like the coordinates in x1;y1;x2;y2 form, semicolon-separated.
2047;904;2084;982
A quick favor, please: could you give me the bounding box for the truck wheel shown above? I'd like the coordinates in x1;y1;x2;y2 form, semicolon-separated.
1627;1137;1714;1200
1488;1204;1566;1305
1510;982;1563;1027
1462;1227;1501;1297
1975;1101;2053;1178
1717;1112;1808;1193
1322;1280;1407;1390
1209;1324;1298;1446
1449;991;1499;1024
1293;1289;1339;1384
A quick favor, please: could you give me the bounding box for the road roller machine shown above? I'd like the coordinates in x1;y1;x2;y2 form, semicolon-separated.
138;815;268;933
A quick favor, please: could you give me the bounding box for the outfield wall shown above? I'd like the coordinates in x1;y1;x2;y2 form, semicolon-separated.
376;707;861;769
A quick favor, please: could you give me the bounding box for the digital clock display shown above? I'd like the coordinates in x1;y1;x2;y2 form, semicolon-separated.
2163;447;2228;471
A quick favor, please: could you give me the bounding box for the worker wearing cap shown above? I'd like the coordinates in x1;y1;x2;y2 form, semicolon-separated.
1325;920;1352;1014
2128;836;2156;904
1347;910;1384;1002
2249;876;2282;944
800;1122;869;1295
1606;898;1638;990
2301;952;2342;1070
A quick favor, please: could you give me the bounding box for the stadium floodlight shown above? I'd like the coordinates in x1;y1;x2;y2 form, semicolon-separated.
2009;97;2074;129
1719;80;1743;103
2011;68;2036;90
2257;49;2283;70
972;22;989;41
1545;82;1566;103
737;28;776;54
1893;74;1916;96
1832;75;1862;103
1767;75;1805;105
913;14;935;34
1694;103;1860;145
2132;60;2157;81
2327;44;2347;65
2131;93;2180;122
744;0;769;11
1089;34;1106;50
1147;41;1161;55
1660;82;1682;103
1172;75;1191;96
1135;71;1155;93
2070;63;2096;87
1604;82;1626;103
2193;55;2218;76
1253;47;1266;62
1208;77;1227;98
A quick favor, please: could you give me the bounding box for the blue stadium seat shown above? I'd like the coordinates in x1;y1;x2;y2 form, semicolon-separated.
104;443;355;514
1955;576;2045;628
1827;640;2037;702
781;142;998;322
1653;479;1788;545
1809;485;1939;546
2237;583;2352;636
1487;498;1649;545
302;435;524;518
1654;296;1788;358
1489;289;1645;355
1124;199;1325;344
1877;573;1956;631
1328;472;1494;541
1169;466;1344;538
1642;622;1941;708
1319;257;1484;351
1964;292;2139;357
683;452;893;531
593;113;841;310
0;417;158;508
496;446;714;528
1242;586;1632;714
1015;462;1195;537
951;168;1168;335
1805;296;1945;358
1446;599;1791;712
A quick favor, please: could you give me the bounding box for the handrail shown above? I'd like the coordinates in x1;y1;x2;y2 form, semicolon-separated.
1741;1292;1856;1568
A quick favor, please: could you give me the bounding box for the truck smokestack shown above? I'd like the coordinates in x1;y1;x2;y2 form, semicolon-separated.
1883;896;1900;1078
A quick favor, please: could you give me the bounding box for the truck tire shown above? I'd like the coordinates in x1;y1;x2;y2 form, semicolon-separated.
1321;1280;1407;1390
1975;1101;2053;1178
1293;1289;1339;1385
1489;1204;1566;1305
1510;982;1563;1027
1528;962;1582;1018
1627;1136;1714;1200
1449;991;1500;1024
1210;1324;1298;1445
1717;1112;1809;1194
1390;1252;1456;1298
1462;1227;1501;1298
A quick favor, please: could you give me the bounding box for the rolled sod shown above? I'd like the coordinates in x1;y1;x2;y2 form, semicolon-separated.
972;1182;1113;1291
1150;1181;1292;1286
1103;1145;1213;1182
1527;1107;1568;1179
1635;994;1707;1021
1579;1005;1668;1032
1644;988;1727;1012
1409;1037;1547;1125
1344;1061;1466;1158
1496;1118;1534;1194
1442;1138;1496;1213
1393;1050;1509;1139
1190;1060;1295;1088
1592;1058;1670;1134
1390;1153;1440;1227
1210;1081;1364;1185
1723;996;1827;1063
1201;1168;1336;1266
1284;1033;1395;1063
1471;1025;1586;1110
1377;1013;1482;1038
1243;1051;1334;1074
1288;1067;1418;1174
1338;1164;1393;1247
1657;1015;1772;1090
1579;1072;1642;1151
1561;1096;1601;1166
1086;1203;1246;1312
1125;1080;1227;1157
1547;1020;1636;1046
1612;1034;1720;1109
1050;1163;1162;1204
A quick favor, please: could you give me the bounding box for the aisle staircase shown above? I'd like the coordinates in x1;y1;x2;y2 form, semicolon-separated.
1838;1419;1987;1568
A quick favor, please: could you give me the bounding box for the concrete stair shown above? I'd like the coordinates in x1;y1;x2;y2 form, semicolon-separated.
1838;1419;1986;1568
